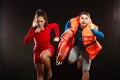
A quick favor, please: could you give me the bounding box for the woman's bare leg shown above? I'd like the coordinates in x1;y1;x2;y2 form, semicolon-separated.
40;50;52;80
35;63;44;80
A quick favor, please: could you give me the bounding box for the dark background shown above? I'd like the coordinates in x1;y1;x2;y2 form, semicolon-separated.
0;0;120;80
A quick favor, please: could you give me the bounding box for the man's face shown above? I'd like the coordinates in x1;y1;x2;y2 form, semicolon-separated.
79;14;90;28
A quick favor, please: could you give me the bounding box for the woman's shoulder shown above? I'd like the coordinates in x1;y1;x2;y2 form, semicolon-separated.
48;23;59;26
47;23;59;28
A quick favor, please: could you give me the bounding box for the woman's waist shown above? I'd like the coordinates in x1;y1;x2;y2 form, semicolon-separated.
35;42;51;47
33;43;53;52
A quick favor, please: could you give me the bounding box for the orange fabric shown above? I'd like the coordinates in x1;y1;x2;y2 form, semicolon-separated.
70;16;102;59
82;23;97;46
86;41;102;59
82;24;102;59
70;16;80;35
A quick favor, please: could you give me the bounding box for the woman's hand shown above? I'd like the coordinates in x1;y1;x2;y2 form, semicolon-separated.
32;14;38;27
35;27;41;33
53;37;59;42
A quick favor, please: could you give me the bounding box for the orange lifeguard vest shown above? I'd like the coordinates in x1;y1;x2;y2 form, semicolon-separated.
70;16;80;35
70;16;102;59
82;23;102;59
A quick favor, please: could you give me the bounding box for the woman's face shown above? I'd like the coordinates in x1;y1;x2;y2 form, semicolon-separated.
79;14;90;28
37;16;45;27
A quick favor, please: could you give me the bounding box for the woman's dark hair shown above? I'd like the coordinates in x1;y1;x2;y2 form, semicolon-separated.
35;9;48;27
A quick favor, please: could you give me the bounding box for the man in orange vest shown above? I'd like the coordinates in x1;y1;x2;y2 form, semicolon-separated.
56;12;104;80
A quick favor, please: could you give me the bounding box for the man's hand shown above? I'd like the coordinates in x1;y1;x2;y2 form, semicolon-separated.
56;59;63;66
90;23;95;30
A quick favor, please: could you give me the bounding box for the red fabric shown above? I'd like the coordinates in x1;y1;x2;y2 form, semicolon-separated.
24;23;59;63
56;29;75;62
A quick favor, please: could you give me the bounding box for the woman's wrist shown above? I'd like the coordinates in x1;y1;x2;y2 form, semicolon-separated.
54;37;59;42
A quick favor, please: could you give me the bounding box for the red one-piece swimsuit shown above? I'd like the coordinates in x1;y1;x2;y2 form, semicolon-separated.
24;23;60;63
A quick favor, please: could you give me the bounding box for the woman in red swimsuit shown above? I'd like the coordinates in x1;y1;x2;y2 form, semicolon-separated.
24;9;60;80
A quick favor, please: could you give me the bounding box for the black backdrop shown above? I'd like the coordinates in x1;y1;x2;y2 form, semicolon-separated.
0;0;120;80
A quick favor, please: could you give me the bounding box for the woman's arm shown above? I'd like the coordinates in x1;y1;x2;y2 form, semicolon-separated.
50;23;60;37
49;23;60;42
24;27;36;44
